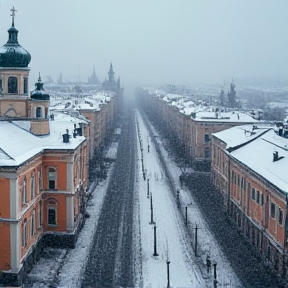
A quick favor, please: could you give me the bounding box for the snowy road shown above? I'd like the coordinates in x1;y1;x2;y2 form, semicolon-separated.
134;110;207;288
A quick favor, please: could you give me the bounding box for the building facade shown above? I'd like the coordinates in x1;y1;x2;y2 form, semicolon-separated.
212;125;288;276
0;11;89;286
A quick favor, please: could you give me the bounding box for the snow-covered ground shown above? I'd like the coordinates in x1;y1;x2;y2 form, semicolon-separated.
134;110;242;288
25;109;242;288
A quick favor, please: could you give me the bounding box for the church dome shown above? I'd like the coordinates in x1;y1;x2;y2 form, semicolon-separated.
0;11;31;68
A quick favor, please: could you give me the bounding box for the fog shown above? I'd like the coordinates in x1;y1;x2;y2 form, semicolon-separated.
0;0;287;87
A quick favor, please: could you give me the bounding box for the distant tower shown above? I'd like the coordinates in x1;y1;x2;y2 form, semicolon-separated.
102;62;120;91
108;63;115;83
227;80;236;108
0;7;31;117
219;89;225;106
88;66;98;84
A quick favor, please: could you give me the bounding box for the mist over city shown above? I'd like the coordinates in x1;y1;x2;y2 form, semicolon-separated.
1;1;288;288
0;0;287;88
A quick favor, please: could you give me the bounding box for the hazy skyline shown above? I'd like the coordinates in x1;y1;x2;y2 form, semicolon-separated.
0;0;287;88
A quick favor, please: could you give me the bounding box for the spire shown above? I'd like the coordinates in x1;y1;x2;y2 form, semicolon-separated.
7;6;19;44
10;6;17;27
35;72;44;91
108;63;115;83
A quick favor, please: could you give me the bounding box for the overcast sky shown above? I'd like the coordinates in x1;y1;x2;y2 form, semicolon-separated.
0;0;287;88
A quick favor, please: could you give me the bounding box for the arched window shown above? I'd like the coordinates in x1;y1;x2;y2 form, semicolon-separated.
47;199;58;225
36;107;42;118
48;167;57;189
22;178;27;204
22;219;27;247
8;76;18;93
31;173;35;199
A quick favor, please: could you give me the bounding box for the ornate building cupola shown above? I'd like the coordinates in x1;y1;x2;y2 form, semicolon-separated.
0;7;31;98
31;73;50;100
29;73;51;136
0;7;31;68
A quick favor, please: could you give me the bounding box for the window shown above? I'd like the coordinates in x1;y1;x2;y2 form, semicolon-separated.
48;208;56;225
48;167;57;189
36;107;42;118
38;201;43;228
256;191;260;204
30;210;35;237
48;199;58;225
23;77;28;94
38;170;43;192
251;188;255;200
0;77;2;93
279;208;283;225
31;174;35;199
8;76;18;93
22;178;27;204
261;194;264;206
270;203;276;218
204;134;210;143
22;219;27;247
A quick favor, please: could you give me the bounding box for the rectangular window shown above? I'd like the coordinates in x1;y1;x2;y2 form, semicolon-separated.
256;191;260;204
270;203;276;218
252;188;256;200
279;208;283;225
261;194;264;206
204;134;210;143
48;208;56;225
24;77;28;94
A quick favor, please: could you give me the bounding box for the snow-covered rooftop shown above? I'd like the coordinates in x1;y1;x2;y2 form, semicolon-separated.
214;125;288;193
0;112;88;167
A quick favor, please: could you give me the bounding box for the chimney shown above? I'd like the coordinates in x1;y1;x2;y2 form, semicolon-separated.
273;151;278;162
62;129;70;143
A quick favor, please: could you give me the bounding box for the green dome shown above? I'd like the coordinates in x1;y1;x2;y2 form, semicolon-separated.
0;21;31;68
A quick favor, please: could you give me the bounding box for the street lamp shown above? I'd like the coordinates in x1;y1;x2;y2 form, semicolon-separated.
153;222;158;256
149;192;155;225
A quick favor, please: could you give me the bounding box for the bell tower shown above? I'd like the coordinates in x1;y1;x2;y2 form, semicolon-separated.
0;7;31;118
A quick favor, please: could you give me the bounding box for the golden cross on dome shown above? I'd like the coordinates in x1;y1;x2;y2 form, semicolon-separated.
10;6;17;26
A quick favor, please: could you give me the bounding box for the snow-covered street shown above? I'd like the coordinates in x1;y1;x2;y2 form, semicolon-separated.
25;107;242;288
134;110;242;288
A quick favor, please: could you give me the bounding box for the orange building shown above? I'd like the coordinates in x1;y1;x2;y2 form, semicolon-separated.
0;11;88;286
212;124;288;276
138;87;257;171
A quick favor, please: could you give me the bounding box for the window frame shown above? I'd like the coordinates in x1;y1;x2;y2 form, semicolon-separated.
270;203;276;219
47;199;58;226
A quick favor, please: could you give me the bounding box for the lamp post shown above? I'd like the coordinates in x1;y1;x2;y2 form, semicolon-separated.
149;192;155;224
147;178;150;198
153;222;158;256
194;224;198;257
213;262;217;287
166;260;170;288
